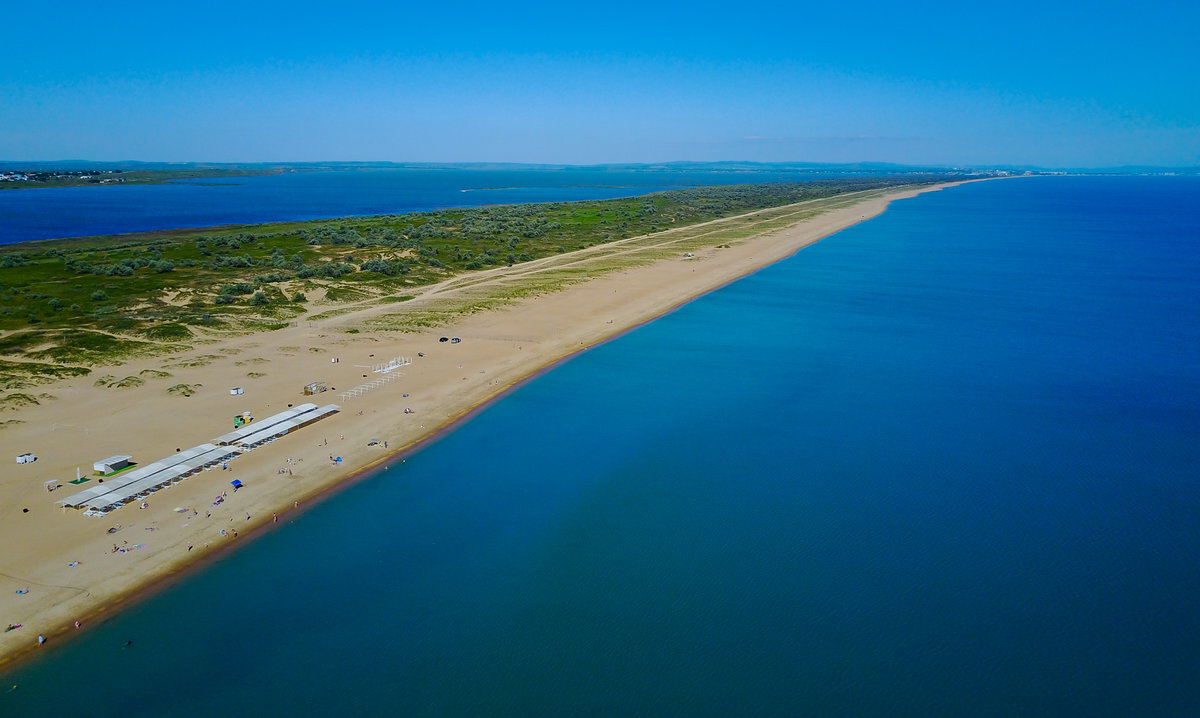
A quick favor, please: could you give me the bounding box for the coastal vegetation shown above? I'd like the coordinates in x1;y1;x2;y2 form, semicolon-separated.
0;177;950;383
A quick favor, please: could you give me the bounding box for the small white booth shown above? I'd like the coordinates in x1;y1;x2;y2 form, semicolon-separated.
94;454;133;475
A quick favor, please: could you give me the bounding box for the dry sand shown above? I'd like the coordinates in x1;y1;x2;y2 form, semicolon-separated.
0;182;963;667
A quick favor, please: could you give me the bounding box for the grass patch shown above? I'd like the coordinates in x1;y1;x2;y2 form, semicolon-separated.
306;308;354;321
138;323;193;341
0;359;91;390
139;369;173;378
166;383;202;397
163;354;221;368
23;329;167;365
320;286;372;303
0;331;43;355
1;392;40;410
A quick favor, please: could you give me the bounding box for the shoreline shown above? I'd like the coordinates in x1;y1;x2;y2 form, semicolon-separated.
0;180;974;672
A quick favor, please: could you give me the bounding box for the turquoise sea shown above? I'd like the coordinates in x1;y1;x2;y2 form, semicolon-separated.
3;176;1199;716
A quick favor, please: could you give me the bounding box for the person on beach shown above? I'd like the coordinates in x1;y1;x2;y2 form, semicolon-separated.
37;635;45;645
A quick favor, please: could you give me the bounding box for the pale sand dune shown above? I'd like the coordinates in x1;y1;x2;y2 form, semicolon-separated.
0;182;963;666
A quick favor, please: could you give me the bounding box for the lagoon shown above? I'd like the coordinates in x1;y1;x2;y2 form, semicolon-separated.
0;166;866;244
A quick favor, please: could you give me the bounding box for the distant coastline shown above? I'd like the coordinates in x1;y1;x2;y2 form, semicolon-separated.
0;167;297;191
0;160;1029;192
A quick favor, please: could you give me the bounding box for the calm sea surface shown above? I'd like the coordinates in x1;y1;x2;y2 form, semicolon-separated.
0;167;863;243
3;176;1198;716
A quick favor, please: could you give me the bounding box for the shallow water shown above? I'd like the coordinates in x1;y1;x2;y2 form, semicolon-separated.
3;176;1198;716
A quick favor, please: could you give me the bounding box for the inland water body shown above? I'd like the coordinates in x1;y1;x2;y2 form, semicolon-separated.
3;176;1199;716
0;166;867;244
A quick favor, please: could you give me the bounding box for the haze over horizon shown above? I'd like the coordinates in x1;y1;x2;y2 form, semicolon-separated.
4;1;1197;168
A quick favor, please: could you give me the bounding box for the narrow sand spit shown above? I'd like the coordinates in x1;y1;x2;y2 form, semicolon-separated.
0;182;966;667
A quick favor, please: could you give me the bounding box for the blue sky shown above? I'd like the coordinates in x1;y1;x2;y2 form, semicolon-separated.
3;1;1197;167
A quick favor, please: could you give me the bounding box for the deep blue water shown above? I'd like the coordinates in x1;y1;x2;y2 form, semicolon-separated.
0;167;859;243
3;176;1199;716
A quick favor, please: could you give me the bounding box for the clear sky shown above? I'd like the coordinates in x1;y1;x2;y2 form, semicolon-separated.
3;1;1197;167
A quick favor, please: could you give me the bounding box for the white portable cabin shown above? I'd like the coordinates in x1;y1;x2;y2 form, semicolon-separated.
16;452;36;464
94;454;132;475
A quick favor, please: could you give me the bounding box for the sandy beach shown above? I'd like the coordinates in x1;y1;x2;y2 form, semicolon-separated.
0;181;964;668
